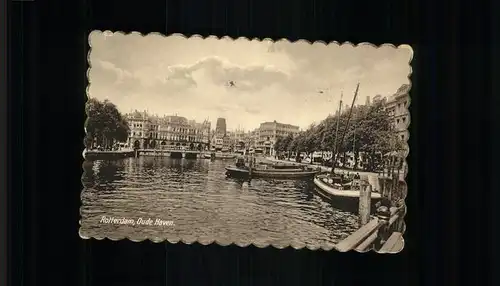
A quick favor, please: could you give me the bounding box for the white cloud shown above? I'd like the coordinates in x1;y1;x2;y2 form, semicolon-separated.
88;32;412;130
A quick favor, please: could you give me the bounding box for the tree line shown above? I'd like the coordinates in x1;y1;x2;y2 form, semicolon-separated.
84;98;130;149
273;97;405;171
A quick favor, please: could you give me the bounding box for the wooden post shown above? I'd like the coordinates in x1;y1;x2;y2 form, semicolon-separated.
385;177;391;199
374;205;391;250
396;211;405;233
249;155;253;176
380;177;386;197
384;177;391;202
358;183;372;226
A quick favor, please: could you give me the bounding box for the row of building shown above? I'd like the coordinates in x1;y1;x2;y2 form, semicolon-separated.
226;121;301;155
124;84;409;154
125;112;212;150
124;111;301;155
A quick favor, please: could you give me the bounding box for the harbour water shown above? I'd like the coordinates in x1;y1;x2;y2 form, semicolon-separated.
80;156;360;247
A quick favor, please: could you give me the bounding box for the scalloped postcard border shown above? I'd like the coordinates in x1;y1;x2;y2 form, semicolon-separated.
81;30;413;253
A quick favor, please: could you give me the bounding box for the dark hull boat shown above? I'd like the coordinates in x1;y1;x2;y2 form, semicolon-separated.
225;166;319;180
313;173;382;214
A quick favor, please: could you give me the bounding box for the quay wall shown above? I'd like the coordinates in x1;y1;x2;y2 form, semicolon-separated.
138;149;203;159
84;150;135;161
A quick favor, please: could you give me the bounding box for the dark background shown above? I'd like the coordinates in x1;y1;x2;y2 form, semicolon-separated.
5;0;497;285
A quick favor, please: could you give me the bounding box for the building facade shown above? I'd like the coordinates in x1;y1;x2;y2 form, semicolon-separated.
125;111;211;150
215;118;227;137
258;120;300;156
226;129;247;152
249;129;260;148
385;84;410;141
126;110;152;149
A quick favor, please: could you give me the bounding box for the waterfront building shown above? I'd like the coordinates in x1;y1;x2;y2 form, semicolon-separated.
125;110;153;149
211;136;223;151
215;118;227;137
385;84;410;141
258;120;300;156
247;129;260;149
210;133;233;152
206;118;230;151
124;110;211;150
222;135;232;151
227;128;247;152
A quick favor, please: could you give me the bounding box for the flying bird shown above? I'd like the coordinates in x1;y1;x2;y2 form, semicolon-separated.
226;80;236;87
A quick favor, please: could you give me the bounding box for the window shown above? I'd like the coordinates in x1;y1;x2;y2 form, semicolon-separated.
401;135;404;140
402;117;406;123
396;119;400;124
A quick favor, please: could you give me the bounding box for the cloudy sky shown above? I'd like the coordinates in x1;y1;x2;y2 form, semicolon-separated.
88;32;413;131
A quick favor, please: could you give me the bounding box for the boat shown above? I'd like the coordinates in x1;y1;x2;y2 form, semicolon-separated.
256;161;299;169
314;173;382;213
312;83;383;213
271;163;302;169
225;157;320;179
225;166;319;179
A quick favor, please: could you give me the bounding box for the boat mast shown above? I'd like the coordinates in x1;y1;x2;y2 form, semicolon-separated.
331;83;360;174
352;127;356;163
352;96;358;168
331;92;343;171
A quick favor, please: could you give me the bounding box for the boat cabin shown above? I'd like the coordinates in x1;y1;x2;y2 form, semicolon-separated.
235;157;248;169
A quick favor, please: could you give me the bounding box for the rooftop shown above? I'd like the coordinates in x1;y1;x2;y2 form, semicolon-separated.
386;84;410;103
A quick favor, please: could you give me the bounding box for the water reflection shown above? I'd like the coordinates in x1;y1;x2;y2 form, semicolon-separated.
80;156;359;246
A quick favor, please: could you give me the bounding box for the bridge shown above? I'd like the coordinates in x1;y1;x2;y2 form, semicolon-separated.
136;148;207;159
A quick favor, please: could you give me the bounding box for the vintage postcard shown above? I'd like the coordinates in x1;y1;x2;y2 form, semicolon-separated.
81;31;412;253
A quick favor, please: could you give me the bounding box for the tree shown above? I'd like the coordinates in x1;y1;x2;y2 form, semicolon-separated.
85;98;130;149
285;95;405;171
274;136;284;153
302;123;319;159
282;134;294;157
341;100;399;171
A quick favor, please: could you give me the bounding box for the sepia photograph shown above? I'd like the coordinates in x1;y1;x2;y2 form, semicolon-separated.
81;31;412;252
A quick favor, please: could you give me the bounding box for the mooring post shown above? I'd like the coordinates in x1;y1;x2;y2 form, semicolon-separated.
374;204;391;250
358;182;372;226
